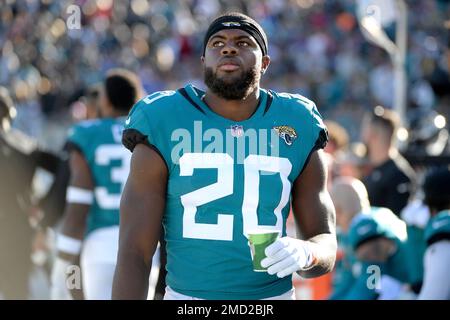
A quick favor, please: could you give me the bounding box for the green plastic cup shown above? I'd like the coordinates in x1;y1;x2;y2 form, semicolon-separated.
248;229;280;272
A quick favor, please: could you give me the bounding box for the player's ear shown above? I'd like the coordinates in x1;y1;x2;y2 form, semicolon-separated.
261;55;270;75
201;55;205;64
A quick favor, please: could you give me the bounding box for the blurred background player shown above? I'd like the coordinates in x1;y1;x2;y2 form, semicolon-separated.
39;85;102;231
360;106;424;296
51;69;142;299
79;85;101;120
346;206;411;299
418;167;450;299
399;196;429;295
361;106;417;217
328;176;369;299
0;86;58;299
0;86;35;299
329;177;414;299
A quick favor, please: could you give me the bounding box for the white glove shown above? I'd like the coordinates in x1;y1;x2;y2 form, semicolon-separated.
50;257;73;300
260;237;314;278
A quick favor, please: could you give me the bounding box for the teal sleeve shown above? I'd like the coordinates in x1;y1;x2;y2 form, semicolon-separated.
122;101;153;149
298;100;328;175
122;98;171;169
329;232;357;300
66;124;90;156
309;103;328;151
282;92;328;152
404;226;425;286
425;210;450;246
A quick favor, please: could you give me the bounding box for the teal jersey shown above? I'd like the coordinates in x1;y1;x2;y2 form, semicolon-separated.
403;225;426;289
329;230;357;300
122;84;328;299
67;117;130;235
342;207;410;299
401;200;429;290
425;210;450;247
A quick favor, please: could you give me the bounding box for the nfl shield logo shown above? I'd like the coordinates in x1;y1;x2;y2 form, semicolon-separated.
230;124;244;138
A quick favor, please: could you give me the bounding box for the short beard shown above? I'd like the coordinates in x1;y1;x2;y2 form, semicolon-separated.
204;67;259;100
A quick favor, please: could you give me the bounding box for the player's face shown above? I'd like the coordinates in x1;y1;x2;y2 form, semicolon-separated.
202;29;270;99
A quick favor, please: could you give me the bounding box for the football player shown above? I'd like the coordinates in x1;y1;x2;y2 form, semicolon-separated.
328;177;369;299
113;12;337;300
329;177;414;299
418;167;450;299
51;69;142;299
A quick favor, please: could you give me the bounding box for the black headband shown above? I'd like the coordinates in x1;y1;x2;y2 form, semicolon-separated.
203;14;268;56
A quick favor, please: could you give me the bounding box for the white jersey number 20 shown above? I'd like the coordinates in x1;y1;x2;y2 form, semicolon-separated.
180;153;292;241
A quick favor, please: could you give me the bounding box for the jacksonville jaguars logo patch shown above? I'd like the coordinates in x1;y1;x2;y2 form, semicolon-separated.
273;126;298;146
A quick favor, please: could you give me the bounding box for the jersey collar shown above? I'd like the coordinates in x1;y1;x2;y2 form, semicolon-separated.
182;84;268;125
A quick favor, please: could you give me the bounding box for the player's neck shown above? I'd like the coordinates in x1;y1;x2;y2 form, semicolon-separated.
203;86;261;122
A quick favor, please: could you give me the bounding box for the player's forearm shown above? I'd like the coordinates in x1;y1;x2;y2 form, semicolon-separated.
57;203;89;260
112;247;151;299
298;233;337;278
53;204;88;300
112;192;156;300
60;204;89;239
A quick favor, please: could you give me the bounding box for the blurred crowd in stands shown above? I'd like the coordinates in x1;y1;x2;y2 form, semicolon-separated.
1;0;449;151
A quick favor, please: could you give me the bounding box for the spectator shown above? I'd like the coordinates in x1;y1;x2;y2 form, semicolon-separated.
323;120;349;186
0;1;448;151
361;106;417;216
335;142;369;180
324;120;349;157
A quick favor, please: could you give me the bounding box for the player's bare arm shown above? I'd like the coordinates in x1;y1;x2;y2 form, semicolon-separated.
59;150;93;257
112;144;167;299
291;150;337;278
53;149;93;299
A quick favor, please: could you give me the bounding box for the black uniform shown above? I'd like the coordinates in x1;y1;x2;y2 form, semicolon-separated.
0;129;38;299
363;154;417;217
0;129;58;299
